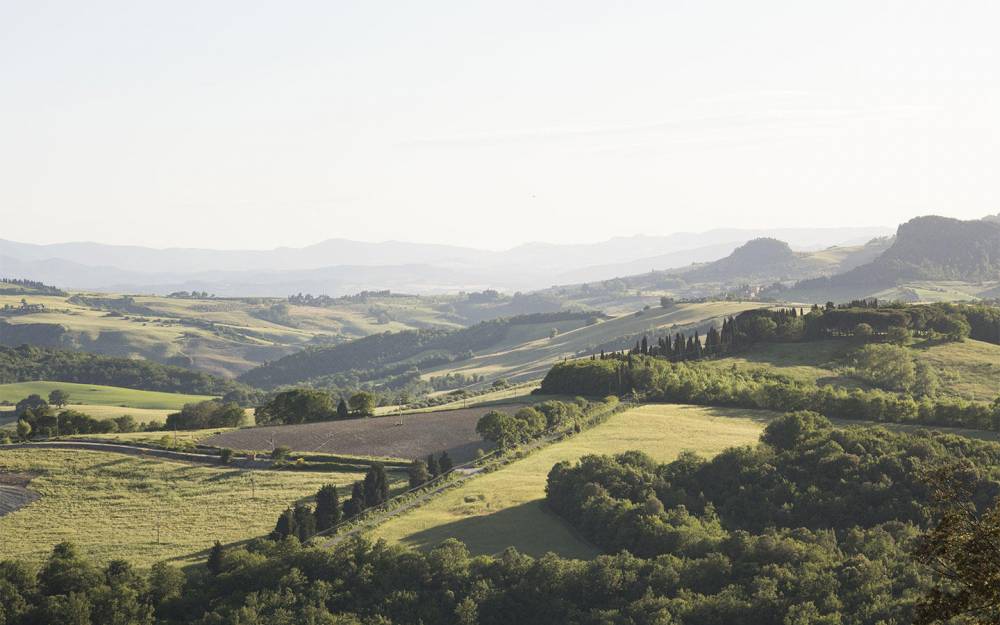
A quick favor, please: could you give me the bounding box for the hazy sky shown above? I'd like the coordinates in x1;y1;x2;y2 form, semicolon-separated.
2;1;998;250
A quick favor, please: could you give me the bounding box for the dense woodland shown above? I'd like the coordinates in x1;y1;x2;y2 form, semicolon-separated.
545;412;1000;623
0;346;247;397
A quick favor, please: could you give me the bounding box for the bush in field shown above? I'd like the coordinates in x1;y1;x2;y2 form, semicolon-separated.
348;391;376;417
849;344;917;392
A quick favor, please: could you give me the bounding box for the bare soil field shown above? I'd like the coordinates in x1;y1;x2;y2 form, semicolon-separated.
0;472;39;517
202;404;524;462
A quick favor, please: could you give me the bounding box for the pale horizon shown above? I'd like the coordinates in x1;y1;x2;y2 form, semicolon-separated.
3;1;998;250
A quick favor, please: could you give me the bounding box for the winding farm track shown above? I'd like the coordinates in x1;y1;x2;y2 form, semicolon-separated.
0;442;269;469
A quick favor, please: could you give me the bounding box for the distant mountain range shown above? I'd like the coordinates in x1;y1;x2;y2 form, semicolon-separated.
0;226;890;296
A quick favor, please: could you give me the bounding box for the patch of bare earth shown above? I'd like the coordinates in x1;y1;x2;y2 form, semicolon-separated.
202;405;526;463
0;472;39;517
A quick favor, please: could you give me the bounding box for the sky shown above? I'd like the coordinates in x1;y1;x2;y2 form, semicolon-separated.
1;1;998;251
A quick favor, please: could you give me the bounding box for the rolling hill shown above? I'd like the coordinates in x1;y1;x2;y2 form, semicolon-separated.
783;216;1000;301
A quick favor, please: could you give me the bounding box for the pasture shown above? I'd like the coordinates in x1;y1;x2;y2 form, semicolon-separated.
202;404;522;462
0;380;215;410
371;404;774;558
0;448;389;566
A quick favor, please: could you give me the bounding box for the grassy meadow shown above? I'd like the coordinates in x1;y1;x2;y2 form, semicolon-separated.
372;404;774;558
0;381;215;410
0;449;386;566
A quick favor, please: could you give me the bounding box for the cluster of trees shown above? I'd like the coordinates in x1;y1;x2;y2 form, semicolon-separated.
253;388;376;425
0;277;65;295
604;302;1000;372
408;451;453;487
475;399;600;449
270;464;397;544
846;343;940;395
0;345;248;397
545;412;1000;622
164;400;247;430
541;357;1000;430
287;290;395;307
270;483;344;542
12;393;150;439
0;299;46;316
429;372;484;391
6;516;993;625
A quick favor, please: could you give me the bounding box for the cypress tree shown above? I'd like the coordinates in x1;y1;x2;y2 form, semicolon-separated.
314;484;341;532
344;481;366;518
337;398;350;420
439;451;453;473
640;336;648;355
693;331;703;359
363;463;390;508
426;453;440;477
293;503;316;542
271;507;296;540
207;541;224;575
408;459;431;488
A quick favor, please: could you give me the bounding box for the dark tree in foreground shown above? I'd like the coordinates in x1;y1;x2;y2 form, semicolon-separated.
915;465;1000;624
271;507;296;540
343;481;366;518
314;484;341;532
439;451;453;473
337;398;349;420
408;459;431;488
426;453;440;477
292;503;316;542
363;463;390;508
207;541;224;575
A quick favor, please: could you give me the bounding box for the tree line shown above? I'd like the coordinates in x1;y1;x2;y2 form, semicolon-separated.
0;345;250;397
541;357;1000;430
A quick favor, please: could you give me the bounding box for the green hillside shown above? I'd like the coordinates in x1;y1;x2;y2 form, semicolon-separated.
0;381;215;410
239;302;765;391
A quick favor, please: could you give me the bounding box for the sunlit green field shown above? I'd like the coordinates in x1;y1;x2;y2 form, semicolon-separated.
372;404;774;558
0;381;215;409
0;449;383;566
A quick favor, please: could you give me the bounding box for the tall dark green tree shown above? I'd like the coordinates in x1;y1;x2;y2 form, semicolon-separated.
439;451;453;473
314;484;341;532
207;541;225;575
363;463;390;508
292;503;316;542
343;481;366;518
408;459;431;488
270;507;296;540
336;397;350;420
426;453;440;477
